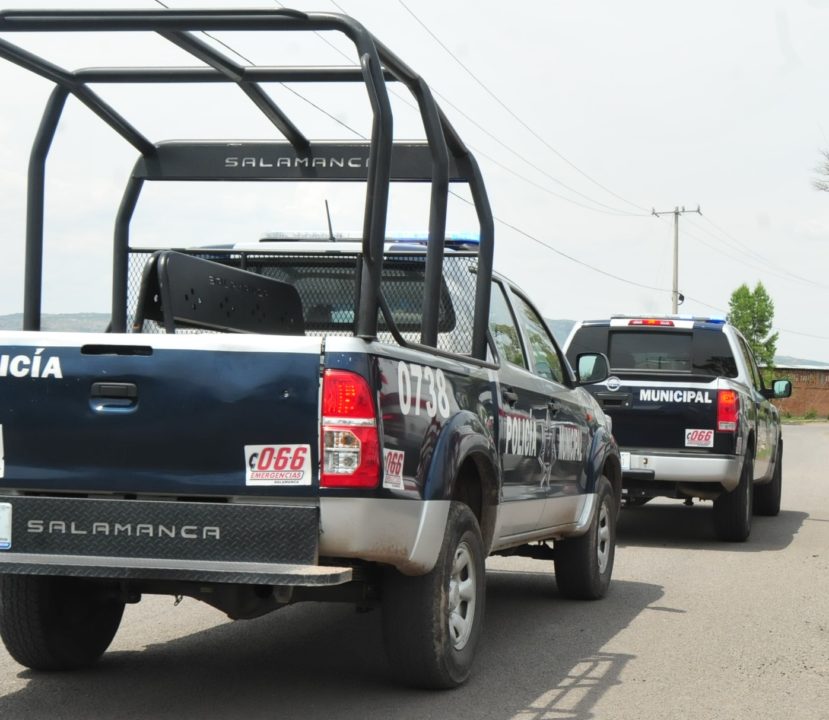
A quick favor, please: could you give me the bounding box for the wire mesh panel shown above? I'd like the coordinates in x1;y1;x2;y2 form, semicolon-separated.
127;248;478;356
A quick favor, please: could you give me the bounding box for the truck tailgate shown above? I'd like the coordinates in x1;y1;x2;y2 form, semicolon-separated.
595;381;731;453
0;332;324;497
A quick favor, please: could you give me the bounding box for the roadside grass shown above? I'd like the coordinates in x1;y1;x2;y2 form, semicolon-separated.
780;414;829;425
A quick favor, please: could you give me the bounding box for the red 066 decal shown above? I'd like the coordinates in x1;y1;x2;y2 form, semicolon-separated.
385;450;403;476
257;445;307;471
244;444;312;485
685;429;714;447
382;448;405;490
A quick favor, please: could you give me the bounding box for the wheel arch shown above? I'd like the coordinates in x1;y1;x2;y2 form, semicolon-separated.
602;447;623;513
586;426;620;498
422;410;500;553
450;453;499;553
744;430;756;460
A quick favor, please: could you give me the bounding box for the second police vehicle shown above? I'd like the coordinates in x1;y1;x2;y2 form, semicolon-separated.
565;315;791;542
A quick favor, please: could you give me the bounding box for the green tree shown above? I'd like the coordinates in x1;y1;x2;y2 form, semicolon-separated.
727;282;778;369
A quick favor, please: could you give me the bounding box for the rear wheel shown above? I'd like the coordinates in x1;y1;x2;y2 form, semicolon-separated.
554;475;616;600
713;453;753;542
754;440;783;516
382;502;485;689
0;575;125;671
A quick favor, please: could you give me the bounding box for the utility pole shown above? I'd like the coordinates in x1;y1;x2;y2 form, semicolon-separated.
652;205;701;313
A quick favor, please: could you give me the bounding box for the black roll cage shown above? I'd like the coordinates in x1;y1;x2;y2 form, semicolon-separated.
0;7;494;360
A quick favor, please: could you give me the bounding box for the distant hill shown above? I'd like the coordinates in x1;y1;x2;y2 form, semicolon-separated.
0;313;110;332
774;355;829;368
1;314;825;368
2;313;578;345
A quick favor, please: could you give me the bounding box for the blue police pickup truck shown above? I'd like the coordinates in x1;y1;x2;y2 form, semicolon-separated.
0;8;620;688
565;316;791;542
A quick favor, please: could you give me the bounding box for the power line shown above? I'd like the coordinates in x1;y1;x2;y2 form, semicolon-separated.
149;1;829;345
680;224;828;289
468;146;645;216
690;215;828;288
654;216;829;336
327;0;647;217
274;0;634;215
271;0;640;215
154;0;365;140
680;294;727;314
395;0;650;215
449;190;668;293
309;0;650;216
163;0;641;218
776;328;829;340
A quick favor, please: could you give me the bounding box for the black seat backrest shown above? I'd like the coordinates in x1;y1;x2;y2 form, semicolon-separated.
132;251;305;335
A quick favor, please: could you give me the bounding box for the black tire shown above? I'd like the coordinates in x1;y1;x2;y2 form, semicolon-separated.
713;452;753;542
382;502;486;689
0;575;125;671
754;439;782;517
554;475;616;600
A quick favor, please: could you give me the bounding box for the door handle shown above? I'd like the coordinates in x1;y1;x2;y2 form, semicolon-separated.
548;398;561;415
90;382;138;412
501;386;519;406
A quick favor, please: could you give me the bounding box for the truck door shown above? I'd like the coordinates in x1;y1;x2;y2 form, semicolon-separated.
488;281;548;536
506;288;591;529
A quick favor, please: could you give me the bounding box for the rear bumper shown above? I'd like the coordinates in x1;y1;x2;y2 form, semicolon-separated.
319;497;450;576
0;494;450;584
620;450;742;491
0;553;351;586
0;495;348;586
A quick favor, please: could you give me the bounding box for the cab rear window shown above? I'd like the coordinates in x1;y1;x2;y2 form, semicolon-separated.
566;325;738;378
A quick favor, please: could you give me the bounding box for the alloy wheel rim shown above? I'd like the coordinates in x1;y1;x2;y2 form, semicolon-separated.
597;501;611;574
448;541;476;651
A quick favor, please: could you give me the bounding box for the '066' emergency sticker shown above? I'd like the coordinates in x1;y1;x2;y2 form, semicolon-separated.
383;448;405;490
245;444;312;486
685;429;714;448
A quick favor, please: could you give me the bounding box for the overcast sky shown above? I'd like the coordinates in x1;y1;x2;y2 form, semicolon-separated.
1;0;828;361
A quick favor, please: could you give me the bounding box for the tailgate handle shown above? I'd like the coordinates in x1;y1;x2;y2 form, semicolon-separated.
596;392;631;408
90;382;138;411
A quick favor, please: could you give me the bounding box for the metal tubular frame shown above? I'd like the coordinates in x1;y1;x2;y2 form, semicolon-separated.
0;8;494;360
23;85;67;331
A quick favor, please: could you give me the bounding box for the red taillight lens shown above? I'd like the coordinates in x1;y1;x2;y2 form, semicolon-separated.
717;389;739;432
322;369;375;419
320;369;380;488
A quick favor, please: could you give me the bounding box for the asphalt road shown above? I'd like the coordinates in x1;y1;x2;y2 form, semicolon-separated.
1;424;827;719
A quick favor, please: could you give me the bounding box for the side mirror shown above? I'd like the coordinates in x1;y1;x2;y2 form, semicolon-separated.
773;379;792;399
577;352;609;384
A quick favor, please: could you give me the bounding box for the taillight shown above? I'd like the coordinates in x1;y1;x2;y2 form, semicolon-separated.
717;389;739;432
320;369;380;488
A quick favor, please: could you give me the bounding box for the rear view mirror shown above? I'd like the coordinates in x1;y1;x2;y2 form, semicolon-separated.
577;353;609;384
773;379;792;399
